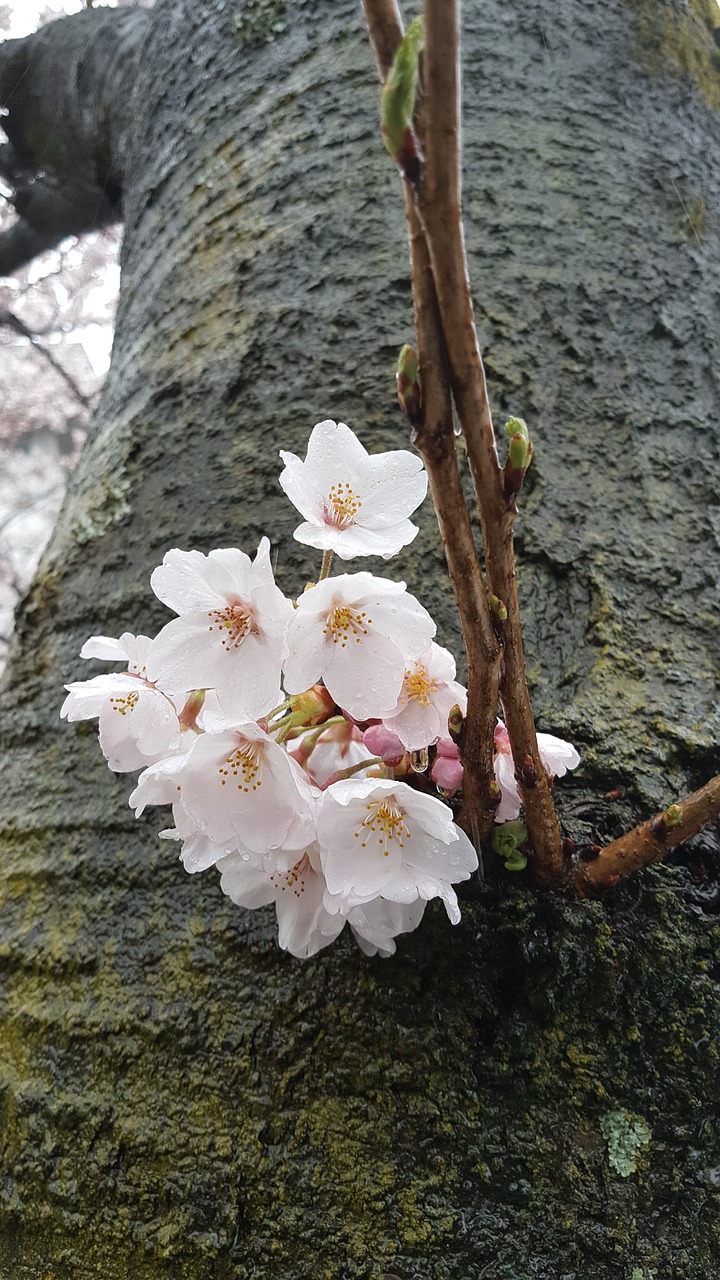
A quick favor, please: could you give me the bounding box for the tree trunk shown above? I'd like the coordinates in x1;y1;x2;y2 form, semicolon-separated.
1;1;719;1275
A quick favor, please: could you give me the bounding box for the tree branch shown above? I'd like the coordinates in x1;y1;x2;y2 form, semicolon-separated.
0;308;93;408
0;6;149;275
362;0;502;839
413;0;562;882
577;774;720;893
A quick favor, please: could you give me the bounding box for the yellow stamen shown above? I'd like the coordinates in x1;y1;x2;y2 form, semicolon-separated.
109;691;139;716
401;663;438;707
324;605;373;648
219;741;262;792
207;601;254;652
270;853;310;897
324;481;363;528
354;798;411;856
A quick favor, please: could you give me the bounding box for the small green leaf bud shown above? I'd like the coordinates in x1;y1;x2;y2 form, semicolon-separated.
380;16;424;182
397;344;421;425
650;803;684;840
488;594;508;622
503;416;533;504
491;820;529;872
447;704;464;741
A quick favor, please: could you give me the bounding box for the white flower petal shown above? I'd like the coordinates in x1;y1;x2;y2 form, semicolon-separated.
358;451;427;526
538;732;581;778
79;635;129;661
218;853;277;909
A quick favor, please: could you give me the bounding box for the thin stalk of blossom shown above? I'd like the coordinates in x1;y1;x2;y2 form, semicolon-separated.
273;720;296;746
576;773;720;894
318;549;334;581
266;698;292;723
320;756;385;791
413;0;562;881
292;716;348;765
362;0;503;840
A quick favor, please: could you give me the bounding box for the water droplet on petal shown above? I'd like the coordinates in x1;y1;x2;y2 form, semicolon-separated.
411;748;429;773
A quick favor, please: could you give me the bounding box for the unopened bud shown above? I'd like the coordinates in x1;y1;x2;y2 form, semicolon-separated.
488;594;507;623
503;416;533;503
651;803;683;839
397;344;421;426
487;780;502;808
363;723;406;767
447;704;464;741
380;16;424;183
289;684;336;727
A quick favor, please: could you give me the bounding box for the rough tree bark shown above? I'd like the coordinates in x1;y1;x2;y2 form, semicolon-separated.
1;1;719;1276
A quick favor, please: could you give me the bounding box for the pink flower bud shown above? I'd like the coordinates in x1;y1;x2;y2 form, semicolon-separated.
430;750;464;794
363;724;406;767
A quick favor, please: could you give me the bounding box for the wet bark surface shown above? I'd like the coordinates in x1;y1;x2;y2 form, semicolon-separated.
0;0;719;1275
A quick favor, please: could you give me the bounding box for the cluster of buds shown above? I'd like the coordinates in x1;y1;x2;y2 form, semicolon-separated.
62;420;579;959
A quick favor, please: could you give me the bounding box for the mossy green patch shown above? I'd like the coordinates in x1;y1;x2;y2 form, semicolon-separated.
631;0;720;112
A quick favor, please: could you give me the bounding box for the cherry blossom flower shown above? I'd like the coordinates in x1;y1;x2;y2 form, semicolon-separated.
61;633;186;771
283;573;436;720
381;642;467;750
218;845;344;958
317;777;477;923
278;419;427;559
494;720;581;822
135;721;317;859
146;540;293;720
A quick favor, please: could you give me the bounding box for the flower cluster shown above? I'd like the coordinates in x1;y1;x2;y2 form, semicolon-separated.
62;419;579;959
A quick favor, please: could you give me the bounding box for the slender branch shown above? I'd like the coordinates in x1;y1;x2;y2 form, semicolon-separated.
416;0;562;882
577;774;720;893
362;0;501;838
408;215;501;837
0;308;93;408
361;0;404;76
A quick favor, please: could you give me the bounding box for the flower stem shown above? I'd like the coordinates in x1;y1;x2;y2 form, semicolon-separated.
292;716;347;763
320;757;384;790
318;549;334;580
266;698;292;722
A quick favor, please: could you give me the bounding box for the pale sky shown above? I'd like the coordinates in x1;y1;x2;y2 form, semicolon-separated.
5;1;117;40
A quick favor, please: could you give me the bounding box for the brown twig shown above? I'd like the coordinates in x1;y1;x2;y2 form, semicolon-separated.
362;0;502;837
577;774;720;894
409;217;502;836
362;0;404;76
414;0;562;882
